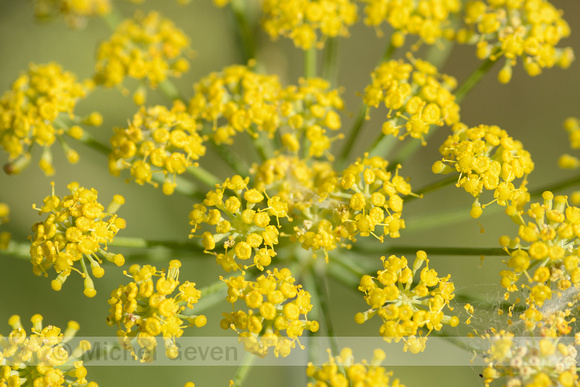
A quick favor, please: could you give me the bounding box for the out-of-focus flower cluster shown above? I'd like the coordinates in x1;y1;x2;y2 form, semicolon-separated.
361;0;461;48
355;251;458;353
189;63;344;159
109;101;206;195
0;314;96;386
0;62;100;175
306;347;405;386
261;0;358;50
457;0;574;83
433;123;534;218
33;0;112;29
30;182;126;297
94;11;191;104
107;260;206;362
220;268;319;358
363;57;460;145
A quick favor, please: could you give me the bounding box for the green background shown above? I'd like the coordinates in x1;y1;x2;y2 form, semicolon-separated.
1;0;580;385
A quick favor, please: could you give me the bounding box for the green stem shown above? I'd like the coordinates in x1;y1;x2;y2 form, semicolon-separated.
338;105;366;168
229;0;257;63
108;237;203;251
186;165;220;188
195;280;227;314
322;37;338;87
406;175;459;202
367;132;397;158
305;268;340;357
455;57;496;104
338;41;396;166
76;131;111;156
0;240;30;260
304;47;317;79
230;351;255;387
210;142;250;176
158;79;184;102
454;293;525;313
530;172;580;196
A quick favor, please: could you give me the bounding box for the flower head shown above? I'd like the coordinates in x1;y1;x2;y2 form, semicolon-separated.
499;192;580;307
109;101;206;195
355;251;458;351
188;63;282;145
30;182;126;297
307;347;405;386
107;260;206;362
361;0;462;48
261;0;358;50
33;0;111;29
457;0;574;83
0;314;95;386
189;175;285;272
363;56;460;145
433;123;533;218
0;62;97;175
220;268;319;358
94;11;191;103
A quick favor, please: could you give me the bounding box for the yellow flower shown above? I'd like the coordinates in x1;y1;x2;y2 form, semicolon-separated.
261;0;358;50
457;0;574;82
30;182;126;297
499;191;580;307
33;0;111;29
1;314;95;386
361;0;462;48
307;348;405;386
363;55;460;145
107;260;206;362
220;268;318;358
355;251;458;349
0;62;96;175
433;123;533;217
94;11;192;103
109;101;206;195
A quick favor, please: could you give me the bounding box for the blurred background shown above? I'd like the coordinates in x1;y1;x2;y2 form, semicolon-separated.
0;0;580;385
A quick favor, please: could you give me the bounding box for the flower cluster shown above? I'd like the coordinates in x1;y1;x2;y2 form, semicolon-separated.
278;77;344;159
189;175;284;272
433;123;534;218
499;191;580;307
30;182;126;297
107;260;206;362
220;268;319;357
109;101;206;195
0;62;98;175
363;56;460;145
0;314;96;386
189;64;345;156
355;251;458;352
361;0;461;48
306;348;405;386
261;0;358;50
457;0;574;83
188;63;283;144
481;330;578;387
337;155;411;241
33;0;111;29
94;11;191;103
